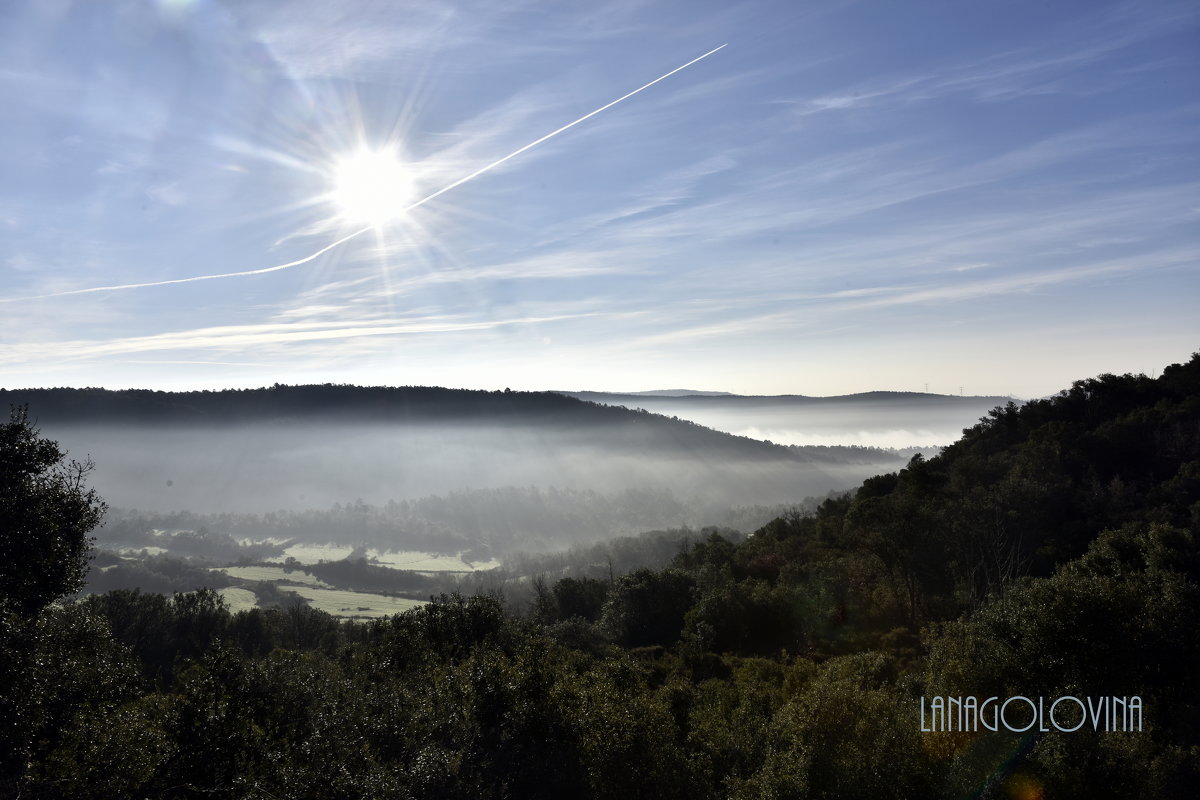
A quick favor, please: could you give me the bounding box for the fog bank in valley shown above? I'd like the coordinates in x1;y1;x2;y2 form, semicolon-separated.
6;386;953;561
562;391;1014;448
43;421;899;515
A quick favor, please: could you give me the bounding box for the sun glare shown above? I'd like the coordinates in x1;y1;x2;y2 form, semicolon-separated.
331;149;416;227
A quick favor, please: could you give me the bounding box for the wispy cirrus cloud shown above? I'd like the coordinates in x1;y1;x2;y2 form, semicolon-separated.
532;153;740;247
0;310;601;366
795;2;1198;114
829;249;1199;314
239;0;665;83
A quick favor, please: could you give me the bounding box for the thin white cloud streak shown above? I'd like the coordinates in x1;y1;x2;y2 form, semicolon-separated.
261;265;653;347
246;1;461;80
4;226;372;301
6;44;727;303
210;135;326;176
620;310;799;349
247;0;644;80
833;251;1199;313
532;153;740;247
587;245;1197;358
796;4;1196;113
563;113;1197;265
262;212;678;325
123;360;274;367
725;181;1200;288
0;312;599;365
350;247;653;300
400;44;727;211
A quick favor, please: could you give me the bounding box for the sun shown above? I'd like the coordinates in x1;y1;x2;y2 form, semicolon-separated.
331;148;417;227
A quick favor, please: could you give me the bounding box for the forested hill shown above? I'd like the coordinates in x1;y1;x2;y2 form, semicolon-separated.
3;385;619;425
732;353;1200;630
895;354;1200;578
0;386;920;514
0;384;898;464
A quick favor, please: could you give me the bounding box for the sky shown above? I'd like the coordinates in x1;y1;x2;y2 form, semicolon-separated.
1;0;1197;398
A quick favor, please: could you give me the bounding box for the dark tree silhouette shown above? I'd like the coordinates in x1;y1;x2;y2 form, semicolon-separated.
0;406;106;615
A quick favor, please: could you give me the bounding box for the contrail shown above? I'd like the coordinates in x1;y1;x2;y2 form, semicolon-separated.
12;44;727;302
12;226;374;300
400;44;727;214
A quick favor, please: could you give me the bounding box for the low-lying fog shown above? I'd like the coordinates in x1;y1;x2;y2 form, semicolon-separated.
43;422;901;515
564;393;1012;448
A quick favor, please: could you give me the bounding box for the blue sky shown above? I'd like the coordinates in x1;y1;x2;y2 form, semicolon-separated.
1;0;1196;397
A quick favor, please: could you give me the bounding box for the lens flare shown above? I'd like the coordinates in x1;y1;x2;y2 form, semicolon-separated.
331;149;417;227
1004;772;1044;800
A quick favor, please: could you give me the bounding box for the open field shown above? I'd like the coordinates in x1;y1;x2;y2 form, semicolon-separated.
117;546;169;557
366;549;502;572
213;565;332;586
266;544;357;563
218;586;258;613
261;544;501;572
285;586;426;620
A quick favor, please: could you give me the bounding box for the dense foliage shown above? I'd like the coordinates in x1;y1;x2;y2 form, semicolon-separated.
2;355;1198;798
0;406;106;615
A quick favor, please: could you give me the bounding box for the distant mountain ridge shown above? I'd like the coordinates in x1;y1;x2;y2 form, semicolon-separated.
555;389;1018;451
561;389;1014;405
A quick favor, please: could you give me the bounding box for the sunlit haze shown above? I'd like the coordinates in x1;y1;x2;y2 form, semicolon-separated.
1;1;1196;397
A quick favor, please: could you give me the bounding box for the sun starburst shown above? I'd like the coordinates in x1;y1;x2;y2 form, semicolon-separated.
331;148;417;227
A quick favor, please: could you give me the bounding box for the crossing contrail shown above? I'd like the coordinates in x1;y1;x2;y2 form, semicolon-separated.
12;44;727;302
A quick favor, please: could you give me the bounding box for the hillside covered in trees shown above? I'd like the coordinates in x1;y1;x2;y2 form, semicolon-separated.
0;385;909;515
1;355;1198;798
0;384;919;462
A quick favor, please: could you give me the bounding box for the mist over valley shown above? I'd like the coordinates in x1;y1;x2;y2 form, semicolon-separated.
3;385;920;520
561;390;1014;449
1;383;1020;621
